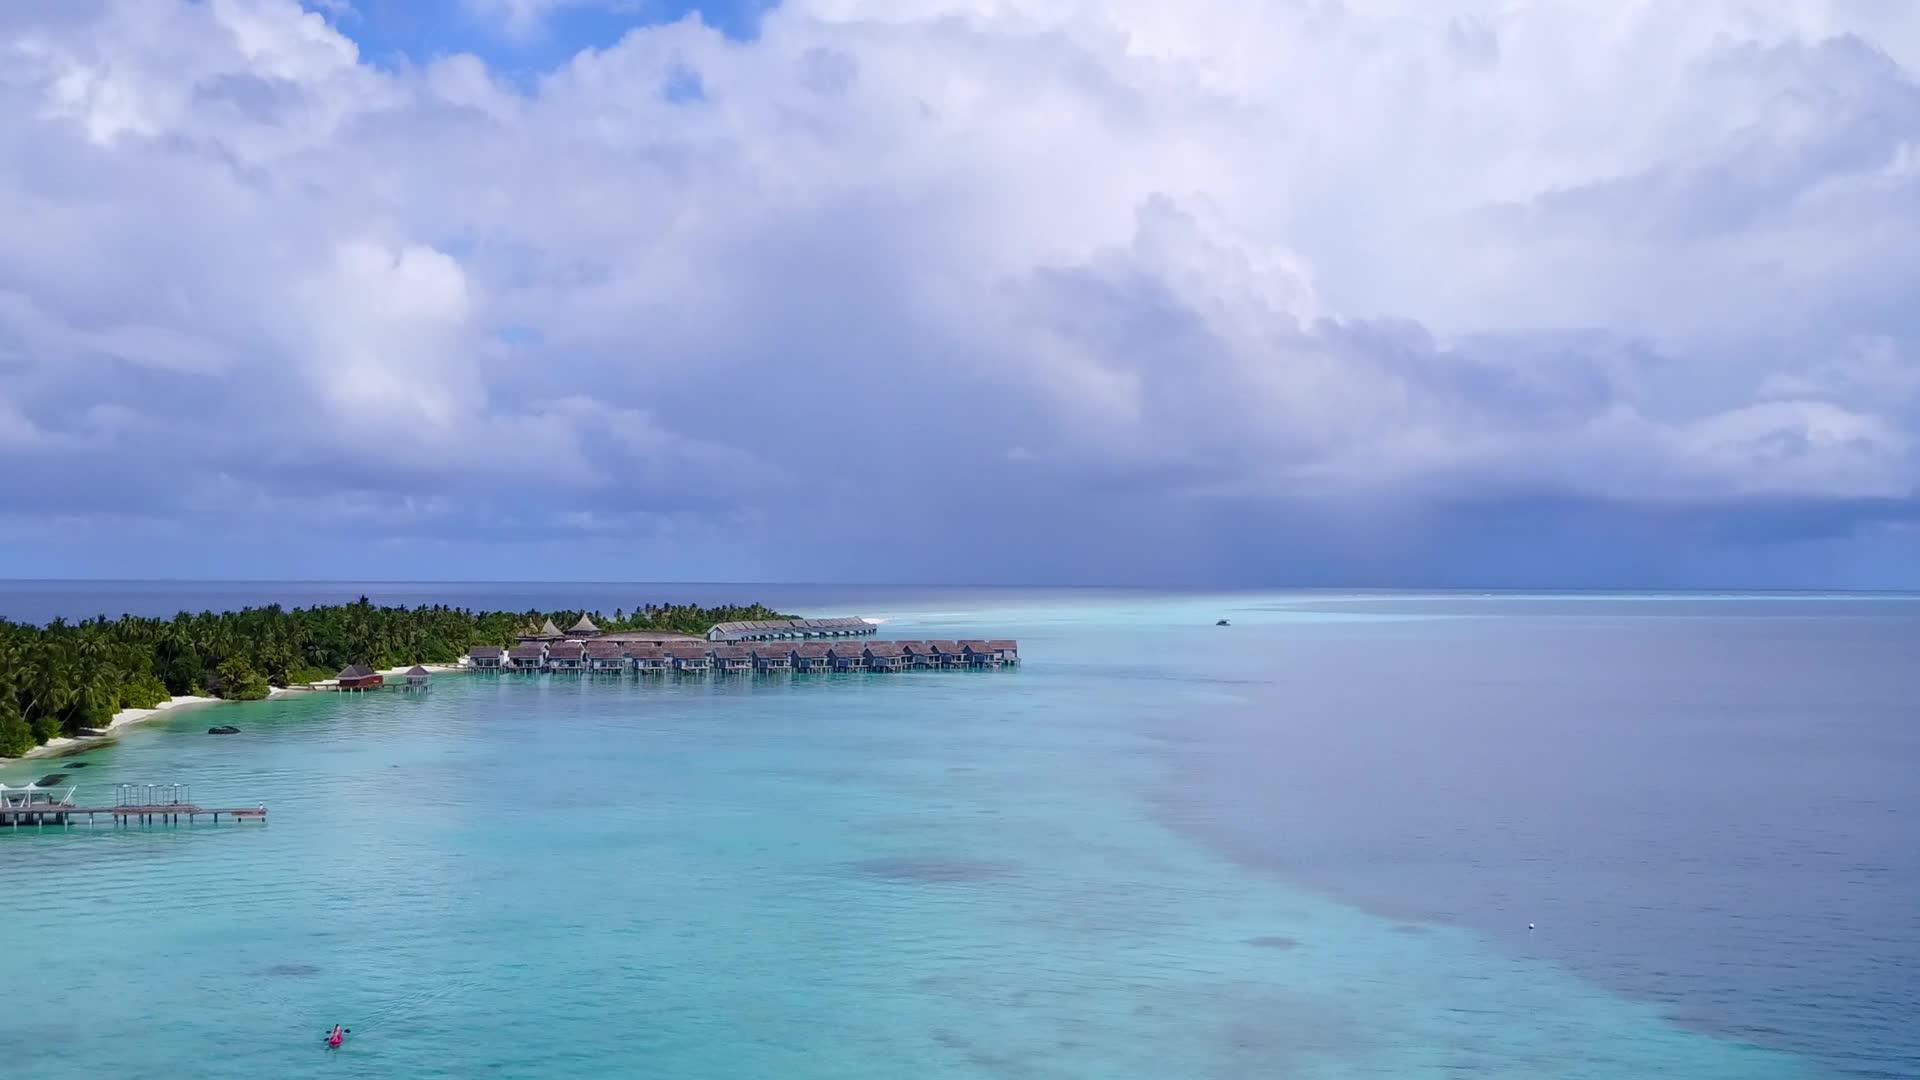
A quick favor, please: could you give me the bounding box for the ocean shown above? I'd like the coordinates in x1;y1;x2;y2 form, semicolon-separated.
2;584;1915;1078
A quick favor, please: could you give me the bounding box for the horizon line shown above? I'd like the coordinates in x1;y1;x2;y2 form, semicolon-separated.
3;578;1919;597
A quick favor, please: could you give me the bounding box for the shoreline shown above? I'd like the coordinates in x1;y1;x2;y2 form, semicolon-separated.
2;663;468;764
2;695;225;764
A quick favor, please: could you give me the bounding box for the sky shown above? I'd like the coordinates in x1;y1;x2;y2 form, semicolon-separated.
1;0;1917;588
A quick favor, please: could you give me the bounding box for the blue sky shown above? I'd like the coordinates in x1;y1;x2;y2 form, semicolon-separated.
333;1;773;73
1;1;1917;587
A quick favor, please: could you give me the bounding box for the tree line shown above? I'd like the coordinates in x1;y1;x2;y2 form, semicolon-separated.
0;597;791;757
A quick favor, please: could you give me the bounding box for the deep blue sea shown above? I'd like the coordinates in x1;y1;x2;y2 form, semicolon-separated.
2;583;1915;1078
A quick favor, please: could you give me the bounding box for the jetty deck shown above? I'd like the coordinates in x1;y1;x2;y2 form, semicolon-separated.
2;782;266;829
2;804;268;827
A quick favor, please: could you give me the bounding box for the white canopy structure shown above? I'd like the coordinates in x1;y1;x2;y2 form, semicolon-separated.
0;781;76;808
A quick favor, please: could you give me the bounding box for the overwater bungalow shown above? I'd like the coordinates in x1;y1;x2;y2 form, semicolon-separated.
467;644;505;670
337;664;383;690
828;643;868;672
628;644;671;674
789;643;833;672
507;642;548;671
585;641;630;674
898;641;937;669
546;641;587;672
599;631;704;645
984;639;1020;664
668;644;711;673
959;641;999;668
568;614;602;638
711;645;752;675
403;665;432;691
926;641;967;668
708;617;877;643
751;646;792;672
863;641;908;672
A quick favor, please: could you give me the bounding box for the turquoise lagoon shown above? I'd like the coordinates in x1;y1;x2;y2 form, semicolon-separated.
3;591;1914;1078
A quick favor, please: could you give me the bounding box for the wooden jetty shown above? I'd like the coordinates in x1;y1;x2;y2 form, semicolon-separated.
2;804;268;827
1;782;266;829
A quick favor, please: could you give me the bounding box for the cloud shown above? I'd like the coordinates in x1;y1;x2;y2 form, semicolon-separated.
1759;336;1920;409
289;238;478;433
0;0;1917;583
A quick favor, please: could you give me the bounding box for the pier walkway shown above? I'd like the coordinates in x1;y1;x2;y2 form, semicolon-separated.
1;782;267;829
2;804;268;827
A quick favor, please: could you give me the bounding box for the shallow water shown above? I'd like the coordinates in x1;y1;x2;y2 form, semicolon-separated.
2;590;1913;1077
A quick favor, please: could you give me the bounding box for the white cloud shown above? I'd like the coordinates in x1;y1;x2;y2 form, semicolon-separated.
0;0;1916;577
291;239;476;431
1760;336;1920;409
0;291;232;376
1671;399;1912;498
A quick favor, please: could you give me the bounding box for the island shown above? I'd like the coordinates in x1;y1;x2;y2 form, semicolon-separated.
0;598;792;757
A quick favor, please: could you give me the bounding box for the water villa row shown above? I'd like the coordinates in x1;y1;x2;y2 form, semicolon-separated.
512;615;879;645
468;639;1020;674
707;617;876;642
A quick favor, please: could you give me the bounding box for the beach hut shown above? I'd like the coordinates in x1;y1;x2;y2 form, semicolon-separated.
467;644;505;671
926;641;967;668
711;645;752;675
668;644;711;674
628;644;671;675
546;641;587;672
827;643;867;672
403;665;432;692
567;613;602;638
585;641;630;674
863;641;908;672
336;664;383;691
789;643;832;672
507;643;548;671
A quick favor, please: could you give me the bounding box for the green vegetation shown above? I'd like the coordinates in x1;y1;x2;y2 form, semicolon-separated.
0;597;791;757
215;658;271;701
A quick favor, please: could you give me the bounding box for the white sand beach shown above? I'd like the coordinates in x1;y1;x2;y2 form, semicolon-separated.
3;663;467;764
3;694;222;764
